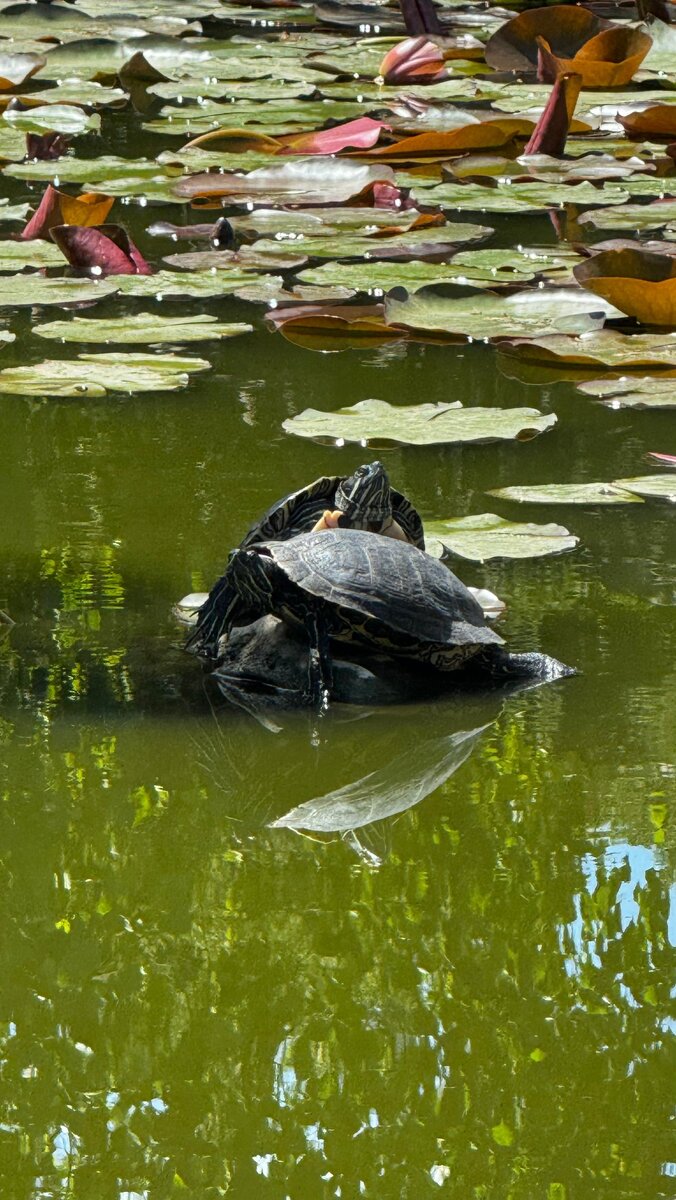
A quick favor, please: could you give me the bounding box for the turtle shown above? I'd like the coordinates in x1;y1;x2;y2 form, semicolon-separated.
186;528;509;701
238;460;425;550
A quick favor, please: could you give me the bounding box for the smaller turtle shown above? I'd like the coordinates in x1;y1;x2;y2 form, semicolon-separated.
239;460;424;550
186;528;506;698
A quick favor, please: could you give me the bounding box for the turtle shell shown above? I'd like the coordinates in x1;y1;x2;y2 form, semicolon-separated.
260;529;504;656
240;471;425;550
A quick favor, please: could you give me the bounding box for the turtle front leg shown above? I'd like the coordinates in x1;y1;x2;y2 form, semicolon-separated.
304;608;334;709
185;548;275;660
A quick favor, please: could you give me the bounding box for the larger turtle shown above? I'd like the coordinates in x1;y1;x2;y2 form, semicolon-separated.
186;528;507;701
239;460;424;550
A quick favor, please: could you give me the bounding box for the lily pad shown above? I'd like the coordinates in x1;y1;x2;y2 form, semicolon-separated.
252;222;491;264
111;268;283;299
573;247;676;326
282;397;556;447
0;274;119;308
173;159;395;205
615;474;676;502
405;179;630;214
498;330;676;371
0;201;31;225
33;313;253;345
425;513;579;563
3;104;101;136
579;200;676;233
0;352;210;397
0;238;67;272
577;378;676;409
384;288;621;341
487;482;645;506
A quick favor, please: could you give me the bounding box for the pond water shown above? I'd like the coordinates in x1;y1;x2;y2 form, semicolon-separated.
0;92;675;1200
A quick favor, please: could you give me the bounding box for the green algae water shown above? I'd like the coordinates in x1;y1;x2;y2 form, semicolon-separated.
1;84;675;1200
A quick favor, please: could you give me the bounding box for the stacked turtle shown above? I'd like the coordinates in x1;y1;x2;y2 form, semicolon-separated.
186;462;573;706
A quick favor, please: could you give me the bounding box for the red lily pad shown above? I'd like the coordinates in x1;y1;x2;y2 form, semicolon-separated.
21;184;115;241
50;224;153;276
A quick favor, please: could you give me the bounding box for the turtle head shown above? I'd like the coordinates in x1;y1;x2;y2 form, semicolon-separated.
334;461;392;532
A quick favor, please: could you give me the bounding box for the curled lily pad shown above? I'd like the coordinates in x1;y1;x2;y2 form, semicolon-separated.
497;330;676;371
267;305;400;351
3;104;101;136
425;513;579;563
21;185;114;241
573;248;676;326
384;287;620;341
0;352;210;397
0;53;45;90
0;274;119;308
282;397;556;447
578;378;676;409
173;159;395;205
33;313;253;345
51;224;152;276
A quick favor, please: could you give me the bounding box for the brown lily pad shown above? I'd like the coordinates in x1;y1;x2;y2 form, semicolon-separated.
573;248;676;326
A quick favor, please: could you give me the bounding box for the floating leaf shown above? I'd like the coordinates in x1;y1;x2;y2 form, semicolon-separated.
574;248;676;326
0;200;30;224
21;185;114;241
253;223;491;265
406;179;628;214
0;352;210;397
173;159;395;205
385;287;620;341
619;105;676;139
0;52;45;90
0;274;119;308
161;246;309;272
279;116;389;155
615;474;676;502
112;268;283;300
579;200;676;233
425;513;579;562
379;36;447;85
498;330;676;371
484;7;650;87
267;305;399;351
33;313;253;345
282;397;556;447
578;378;676;409
488;482;645;505
0;239;64;271
3;104;101;136
51;223;153;276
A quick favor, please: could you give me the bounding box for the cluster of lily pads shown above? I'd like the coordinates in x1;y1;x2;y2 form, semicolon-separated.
0;0;674;565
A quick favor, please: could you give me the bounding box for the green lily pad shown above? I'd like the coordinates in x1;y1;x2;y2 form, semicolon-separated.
33;313;253;345
4;156;181;184
3;104;101;136
253;223;491;264
0;200;30;225
228;206;441;240
20;82;128;108
111;269;283;299
296;246;575;290
282;397;556;448
615;475;676;502
0;239;66;272
148;79;317;102
144;98;368;138
488;482;645;505
577;378;676;409
0;329;15;347
425;513;579;563
0;351;210;397
161;247;309;272
0;274;119;308
497;330;676;371
580;200;676;232
405;179;630;215
384;288;621;341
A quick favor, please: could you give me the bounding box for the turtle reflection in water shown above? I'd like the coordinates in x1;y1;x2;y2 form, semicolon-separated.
239;459;424;549
187;528;573;705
